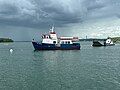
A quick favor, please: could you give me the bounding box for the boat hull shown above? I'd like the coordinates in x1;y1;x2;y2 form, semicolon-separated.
105;43;115;46
32;42;80;50
92;41;104;47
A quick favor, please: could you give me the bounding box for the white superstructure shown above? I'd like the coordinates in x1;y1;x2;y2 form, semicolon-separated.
42;27;58;44
106;38;114;44
41;27;79;45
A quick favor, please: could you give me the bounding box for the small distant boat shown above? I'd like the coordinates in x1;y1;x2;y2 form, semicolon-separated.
32;27;80;50
92;38;115;47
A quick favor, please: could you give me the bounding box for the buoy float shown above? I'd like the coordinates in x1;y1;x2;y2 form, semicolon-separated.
10;49;13;53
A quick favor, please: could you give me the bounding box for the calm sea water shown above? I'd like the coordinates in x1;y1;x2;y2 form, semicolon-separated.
0;41;120;90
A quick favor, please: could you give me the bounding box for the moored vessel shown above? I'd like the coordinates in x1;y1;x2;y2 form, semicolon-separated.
32;27;80;50
92;38;115;47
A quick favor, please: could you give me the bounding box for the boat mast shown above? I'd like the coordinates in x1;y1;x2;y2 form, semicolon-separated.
50;26;54;32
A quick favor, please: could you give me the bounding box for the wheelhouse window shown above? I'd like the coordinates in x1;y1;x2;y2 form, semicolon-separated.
53;41;56;44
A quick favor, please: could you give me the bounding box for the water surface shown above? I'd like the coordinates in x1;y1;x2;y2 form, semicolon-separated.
0;42;120;90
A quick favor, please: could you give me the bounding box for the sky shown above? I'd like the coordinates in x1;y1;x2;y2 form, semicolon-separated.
0;0;120;41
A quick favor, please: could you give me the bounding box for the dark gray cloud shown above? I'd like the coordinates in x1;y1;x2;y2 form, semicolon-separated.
0;0;120;40
0;0;120;28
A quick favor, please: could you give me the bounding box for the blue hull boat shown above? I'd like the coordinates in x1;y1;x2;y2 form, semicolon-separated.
32;26;80;50
32;42;80;50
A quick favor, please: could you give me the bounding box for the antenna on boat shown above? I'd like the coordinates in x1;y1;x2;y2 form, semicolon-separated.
51;26;54;32
50;25;54;32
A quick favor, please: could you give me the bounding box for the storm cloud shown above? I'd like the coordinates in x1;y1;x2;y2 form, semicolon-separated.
0;0;120;28
0;0;120;40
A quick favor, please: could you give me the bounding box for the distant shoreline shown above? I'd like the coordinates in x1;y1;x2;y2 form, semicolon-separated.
1;37;119;43
80;37;120;43
14;41;32;42
79;38;106;41
0;38;13;43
